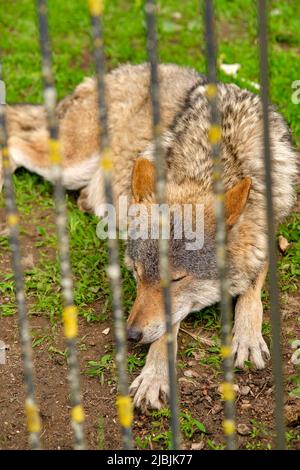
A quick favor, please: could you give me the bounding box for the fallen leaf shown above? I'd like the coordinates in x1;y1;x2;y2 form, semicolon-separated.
220;63;241;77
161;20;183;33
171;12;182;20
184;369;200;378
240;385;251;396
191;441;205;450
237;423;251;436
278;235;290;253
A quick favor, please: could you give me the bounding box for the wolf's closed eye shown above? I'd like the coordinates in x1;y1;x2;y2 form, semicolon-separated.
171;275;187;283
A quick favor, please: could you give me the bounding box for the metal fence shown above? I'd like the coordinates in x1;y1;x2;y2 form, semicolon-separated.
0;0;286;450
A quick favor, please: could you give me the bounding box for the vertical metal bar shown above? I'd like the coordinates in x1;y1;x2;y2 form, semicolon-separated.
36;0;85;449
257;0;286;450
203;0;236;450
0;62;42;450
87;0;133;450
145;0;181;450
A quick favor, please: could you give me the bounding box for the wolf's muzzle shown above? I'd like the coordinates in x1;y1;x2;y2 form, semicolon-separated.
127;326;142;342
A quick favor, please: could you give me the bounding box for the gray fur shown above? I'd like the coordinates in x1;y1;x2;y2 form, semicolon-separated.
127;227;218;281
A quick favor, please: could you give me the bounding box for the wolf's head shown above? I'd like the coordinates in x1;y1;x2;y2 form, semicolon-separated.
126;157;252;343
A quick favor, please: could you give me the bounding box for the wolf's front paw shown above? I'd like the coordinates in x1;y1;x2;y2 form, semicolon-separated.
232;331;270;369
129;366;169;411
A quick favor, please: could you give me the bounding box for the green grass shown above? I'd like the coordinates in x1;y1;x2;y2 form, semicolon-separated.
278;211;300;292
85;353;114;385
288;374;300;399
96;416;106;450
135;408;206;449
127;352;146;373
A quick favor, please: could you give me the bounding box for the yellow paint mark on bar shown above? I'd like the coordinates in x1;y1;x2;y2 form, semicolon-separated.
88;0;103;16
220;382;235;401
71;405;85;423
220;345;231;359
223;419;235;436
116;395;133;428
214;192;225;203
7;214;19;226
2;159;10;169
154;123;163;135
63;305;78;339
206;83;217;98
49;139;61;165
160;278;170;288
101;147;113;172
2;146;9;158
94;37;103;48
25;400;41;434
208;125;222;144
2;147;10;167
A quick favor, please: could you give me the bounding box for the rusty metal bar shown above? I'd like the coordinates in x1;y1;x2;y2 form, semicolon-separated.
0;61;42;450
257;0;286;450
36;0;85;449
87;0;133;450
145;0;181;450
203;0;236;450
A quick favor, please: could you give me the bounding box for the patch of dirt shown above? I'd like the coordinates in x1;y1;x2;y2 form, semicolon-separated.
0;315;121;450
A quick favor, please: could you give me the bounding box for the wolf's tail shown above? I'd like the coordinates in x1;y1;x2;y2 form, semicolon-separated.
6;104;50;167
6;104;47;136
1;102;99;193
0;104;50;190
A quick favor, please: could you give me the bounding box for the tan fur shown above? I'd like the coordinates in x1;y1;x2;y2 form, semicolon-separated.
132;157;156;202
128;269;191;338
129;323;180;410
225;177;252;226
6;106;49;167
232;261;270;369
131;158;252;224
129;280;164;331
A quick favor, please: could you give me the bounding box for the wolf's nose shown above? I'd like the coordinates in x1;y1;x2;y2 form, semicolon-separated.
127;326;142;342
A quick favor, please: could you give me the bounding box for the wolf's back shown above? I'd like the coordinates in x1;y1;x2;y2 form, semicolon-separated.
164;82;298;222
158;81;298;289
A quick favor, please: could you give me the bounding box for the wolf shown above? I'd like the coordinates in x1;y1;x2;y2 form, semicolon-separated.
1;63;297;411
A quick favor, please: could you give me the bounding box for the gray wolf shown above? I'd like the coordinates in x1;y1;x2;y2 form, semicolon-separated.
1;63;297;410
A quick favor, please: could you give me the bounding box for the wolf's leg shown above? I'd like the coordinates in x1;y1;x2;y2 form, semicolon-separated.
0;151;17;192
130;323;180;410
77;187;93;213
82;167;107;217
232;262;270;369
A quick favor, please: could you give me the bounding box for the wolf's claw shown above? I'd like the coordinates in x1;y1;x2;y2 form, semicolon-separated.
232;331;270;369
130;366;169;411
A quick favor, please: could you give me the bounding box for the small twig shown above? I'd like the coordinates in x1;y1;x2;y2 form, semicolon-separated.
254;380;269;400
180;327;214;347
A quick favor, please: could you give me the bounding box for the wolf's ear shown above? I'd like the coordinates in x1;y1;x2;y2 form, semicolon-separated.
132;158;156;202
225;177;252;226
